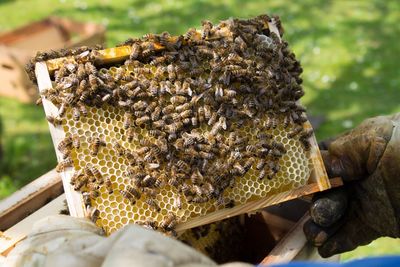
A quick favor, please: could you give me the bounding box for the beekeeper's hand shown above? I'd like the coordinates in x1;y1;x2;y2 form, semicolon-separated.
4;215;251;267
304;113;400;257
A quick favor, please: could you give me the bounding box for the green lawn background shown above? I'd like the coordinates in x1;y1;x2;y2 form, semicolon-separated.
0;0;399;261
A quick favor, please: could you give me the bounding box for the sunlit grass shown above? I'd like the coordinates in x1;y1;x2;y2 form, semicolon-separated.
0;0;399;260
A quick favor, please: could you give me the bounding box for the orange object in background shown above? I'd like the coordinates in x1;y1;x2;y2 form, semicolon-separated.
0;17;105;103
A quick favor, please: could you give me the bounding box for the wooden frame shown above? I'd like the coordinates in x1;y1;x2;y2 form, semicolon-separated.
35;58;342;231
35;63;86;218
0;169;62;231
0;186;338;264
0;194;66;257
34;19;342;230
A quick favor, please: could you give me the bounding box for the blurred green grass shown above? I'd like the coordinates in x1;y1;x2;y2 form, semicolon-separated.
0;0;399;261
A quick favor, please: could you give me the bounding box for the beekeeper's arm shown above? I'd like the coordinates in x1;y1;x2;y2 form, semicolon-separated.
304;113;400;257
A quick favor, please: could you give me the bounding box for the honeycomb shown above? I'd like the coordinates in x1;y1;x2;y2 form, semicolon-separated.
61;95;310;234
35;14;314;235
179;217;246;263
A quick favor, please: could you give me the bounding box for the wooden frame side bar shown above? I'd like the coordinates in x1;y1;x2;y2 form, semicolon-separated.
261;214;310;265
35;62;85;218
0;169;62;231
176;177;342;231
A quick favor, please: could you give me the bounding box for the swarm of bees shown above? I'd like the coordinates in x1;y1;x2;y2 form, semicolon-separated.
32;14;313;234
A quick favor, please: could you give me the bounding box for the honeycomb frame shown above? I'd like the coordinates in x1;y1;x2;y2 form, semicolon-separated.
34;18;336;234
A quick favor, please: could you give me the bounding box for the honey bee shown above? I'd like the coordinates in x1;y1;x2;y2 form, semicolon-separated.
79;92;90;105
83;62;97;75
136;146;150;156
168;176;179;188
170;95;187;105
58;136;72;151
207;112;217;126
121;188;138;204
71;106;80;121
141;174;156;187
112;141;124;156
160;213;176;230
165;122;183;134
201;20;213;39
150;54;174;66
114;67;126;81
141;42;156;58
102;94;112;103
203;105;212;120
174;195;182;209
90;189;100;200
197;106;205;123
203;183;215;199
58;103;67;118
268;161;280;176
126;128;137;142
146;198;161;212
199;151;214;159
258;169;266;180
86;182;99;191
190;170;203;185
72;134;80;149
70;169;83;185
77;64;86;80
245;145;256;153
300;129;314;140
148;129;162;138
141;220;158;231
73;175;88;190
35;97;43;106
90;165;103;183
135;115;150;126
88;74;99;92
56;157;73;172
283;114;291;128
82;192;91;206
104;176;113;193
287;126;303;138
133;100;148;111
179;109;192;120
151;106;161;121
264;116;274;129
46;115;62;126
272;141;286;153
89;137;105;156
233;163;246;175
123;113;132;129
192;196;208;203
300;138;311;151
89;207;100;223
256;159;265;170
244;157;255;171
54;66;68;83
191;116;198;127
130;43;142;60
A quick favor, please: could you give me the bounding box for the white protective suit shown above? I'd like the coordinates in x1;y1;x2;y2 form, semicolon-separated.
4;215;252;267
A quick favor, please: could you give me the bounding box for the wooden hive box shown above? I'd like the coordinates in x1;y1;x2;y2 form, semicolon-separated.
0;171;340;264
0;16;105;103
33;15;342;235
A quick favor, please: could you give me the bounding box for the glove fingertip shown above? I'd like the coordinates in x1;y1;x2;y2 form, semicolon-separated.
320;150;347;179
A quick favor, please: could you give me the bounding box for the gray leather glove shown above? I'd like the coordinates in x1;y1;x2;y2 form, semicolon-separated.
304;113;400;257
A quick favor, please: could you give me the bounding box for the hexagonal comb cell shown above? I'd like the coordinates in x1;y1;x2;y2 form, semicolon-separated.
34;15;325;236
62;103;310;234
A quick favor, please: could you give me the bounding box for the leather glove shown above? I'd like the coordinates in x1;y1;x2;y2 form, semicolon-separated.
304;113;400;257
